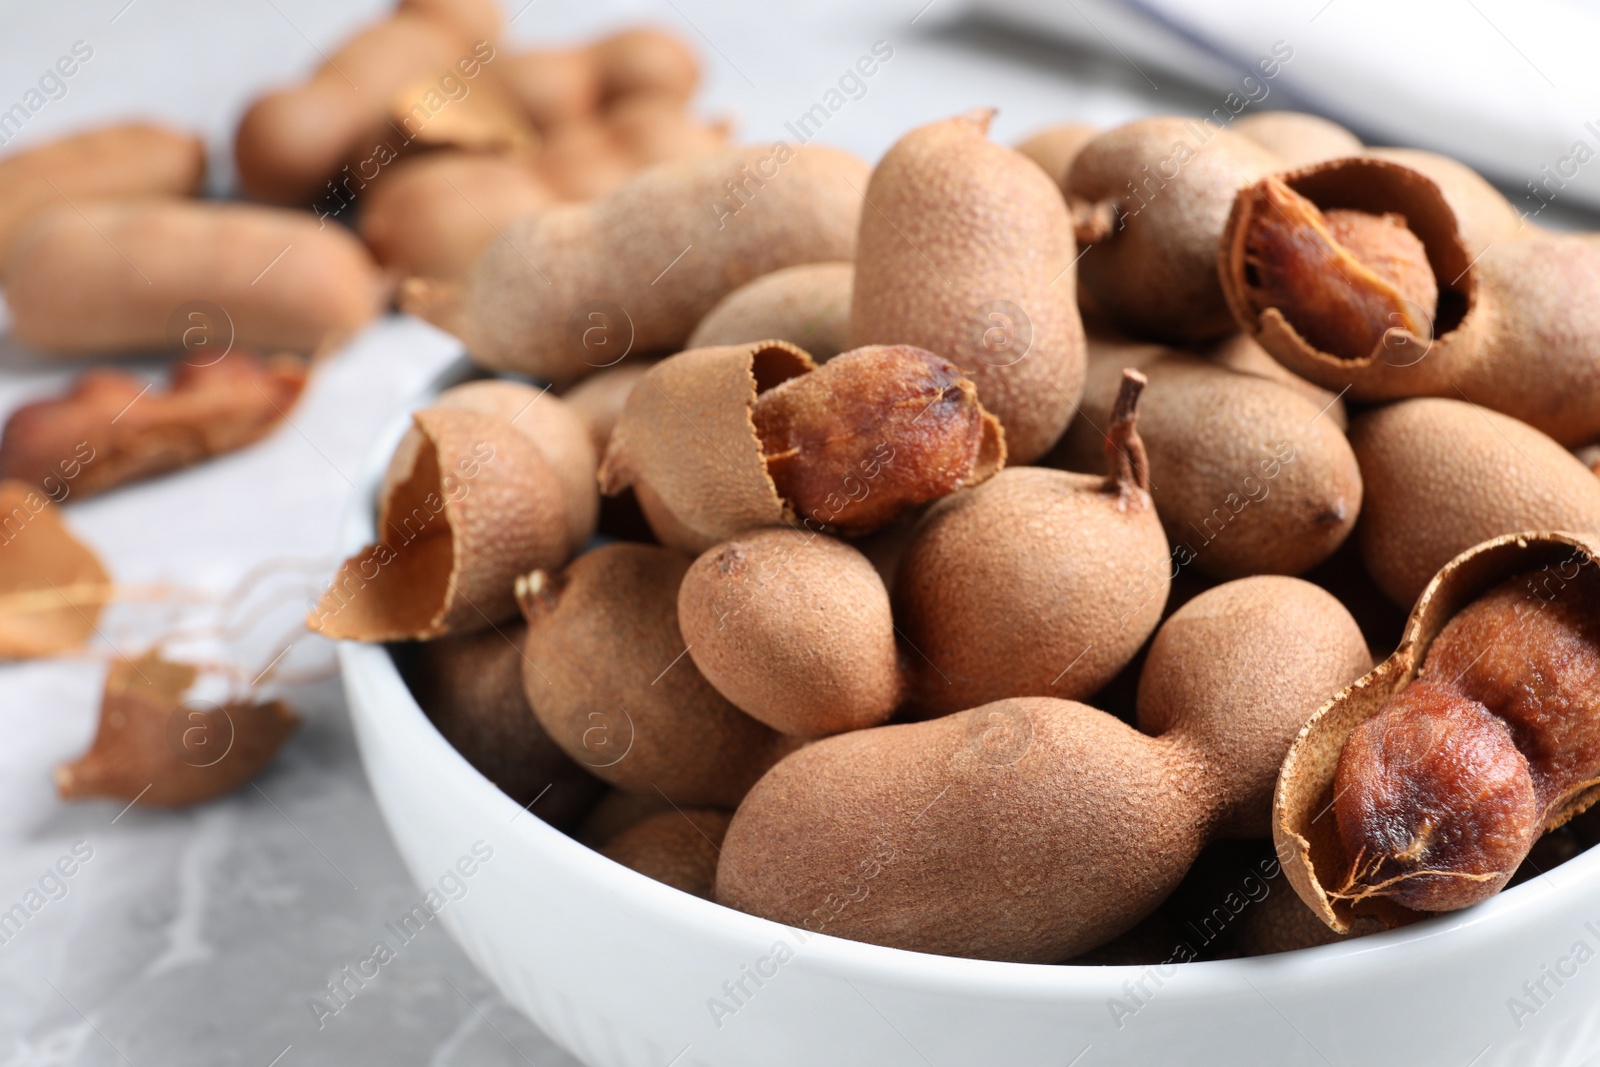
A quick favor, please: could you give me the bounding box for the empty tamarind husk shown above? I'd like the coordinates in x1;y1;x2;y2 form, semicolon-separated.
1275;531;1600;934
0;480;111;659
309;406;569;641
0;355;307;501
56;651;299;805
1221;157;1600;446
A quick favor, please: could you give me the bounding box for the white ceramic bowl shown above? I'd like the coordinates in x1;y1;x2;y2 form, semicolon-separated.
339;360;1600;1067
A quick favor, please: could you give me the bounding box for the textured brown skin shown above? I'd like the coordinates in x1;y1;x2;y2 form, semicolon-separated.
1232;112;1362;169
893;465;1170;715
404;622;602;828
1332;569;1600;911
1068;117;1282;343
849;111;1087;464
720;579;1367;962
1238;179;1437;362
55;653;298;806
1138;577;1371;838
719;697;1200;961
602;809;730;899
311;408;570;641
1276;532;1600;934
574;787;673;847
1013;122;1099;191
1363;147;1525;256
1054;347;1362;579
359;151;552;280
750;345;1004;535
678;529;900;737
1235;874;1360;955
560;363;649;456
0;123;204;273
517;543;790;806
405;380;599;554
4;200;384;356
1222;157;1600;446
1350;398;1600;606
1208;333;1348;428
413;145;867;386
688;262;854;360
0;355;306;500
234;13;472;203
632;481;722;556
600;342;813;545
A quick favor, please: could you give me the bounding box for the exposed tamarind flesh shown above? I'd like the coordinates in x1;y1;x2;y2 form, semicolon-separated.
1333;567;1600;911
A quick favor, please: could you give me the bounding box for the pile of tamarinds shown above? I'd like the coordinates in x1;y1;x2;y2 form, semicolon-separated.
0;3;719;502
313;104;1600;965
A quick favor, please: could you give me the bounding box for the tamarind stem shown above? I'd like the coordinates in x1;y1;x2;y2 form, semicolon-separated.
1102;368;1151;503
1072;199;1118;246
514;569;563;621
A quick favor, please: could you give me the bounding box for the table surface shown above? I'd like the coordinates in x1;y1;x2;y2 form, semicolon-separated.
0;1;1387;1064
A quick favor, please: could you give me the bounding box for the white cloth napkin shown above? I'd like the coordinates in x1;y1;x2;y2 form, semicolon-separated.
976;0;1600;215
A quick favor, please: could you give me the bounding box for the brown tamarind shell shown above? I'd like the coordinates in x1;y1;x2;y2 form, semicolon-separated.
1274;530;1600;935
1220;156;1482;403
598;341;814;544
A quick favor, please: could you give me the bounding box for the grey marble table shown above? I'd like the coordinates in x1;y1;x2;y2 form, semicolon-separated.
0;1;1210;1063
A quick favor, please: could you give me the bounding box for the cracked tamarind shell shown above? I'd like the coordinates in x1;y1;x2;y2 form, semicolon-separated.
1052;340;1362;579
382;379;598;555
1067;117;1283;344
598;341;812;550
1220;155;1600;446
687;262;854;361
515;542;792;807
717;576;1367;961
1275;531;1600;935
56;652;299;806
678;528;900;737
600;341;1004;546
403;144;868;387
895;371;1167;715
310;406;570;641
1350;398;1600;607
0;480;111;659
849;109;1087;464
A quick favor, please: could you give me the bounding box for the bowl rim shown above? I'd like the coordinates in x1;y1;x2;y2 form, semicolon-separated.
341;354;1600;994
